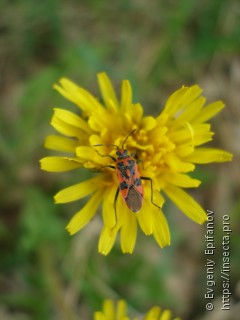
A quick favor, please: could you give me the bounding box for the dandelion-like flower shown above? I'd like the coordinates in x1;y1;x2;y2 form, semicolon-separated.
40;72;232;255
94;299;181;320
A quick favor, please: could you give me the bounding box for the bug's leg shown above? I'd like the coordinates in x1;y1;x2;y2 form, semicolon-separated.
112;187;119;229
130;151;136;158
102;165;116;169
132;153;144;170
95;165;116;171
94;149;116;162
130;151;141;164
140;176;160;209
90;165;116;172
137;159;145;170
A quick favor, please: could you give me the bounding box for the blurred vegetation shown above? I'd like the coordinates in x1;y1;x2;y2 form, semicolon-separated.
0;0;240;319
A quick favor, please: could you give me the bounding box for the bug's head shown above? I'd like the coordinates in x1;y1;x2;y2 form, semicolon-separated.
114;129;136;158
116;148;129;157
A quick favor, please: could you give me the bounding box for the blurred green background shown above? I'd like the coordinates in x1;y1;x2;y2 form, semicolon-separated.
0;0;239;319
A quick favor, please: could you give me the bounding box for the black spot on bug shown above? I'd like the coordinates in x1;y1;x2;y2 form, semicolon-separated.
128;159;135;165
120;181;128;190
117;161;125;167
118;166;130;179
134;178;142;186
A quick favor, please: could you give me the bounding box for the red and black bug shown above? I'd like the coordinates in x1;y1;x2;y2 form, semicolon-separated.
94;130;160;225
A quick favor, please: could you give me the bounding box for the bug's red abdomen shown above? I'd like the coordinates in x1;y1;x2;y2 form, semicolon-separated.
116;150;144;212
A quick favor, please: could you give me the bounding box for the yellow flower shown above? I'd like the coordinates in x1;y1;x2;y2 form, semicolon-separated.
94;299;181;320
40;72;232;255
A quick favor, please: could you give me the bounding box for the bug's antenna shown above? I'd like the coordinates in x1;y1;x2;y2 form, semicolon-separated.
122;129;136;149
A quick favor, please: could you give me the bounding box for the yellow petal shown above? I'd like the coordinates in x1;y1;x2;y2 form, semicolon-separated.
54;175;104;203
152;208;170;248
164;85;202;116
161;172;201;188
54;78;104;113
163;86;188;115
66;190;102;235
182;85;203;105
54;79;82;107
76;146;106;164
102;186;119;229
175;144;194;157
98;225;118;255
51;113;82;138
121;80;132;112
173;96;206;125
124;103;143;125
76;87;106;113
93;312;105;320
168;127;192;144
169;123;213;146
156;113;169;126
53;108;90;132
152;188;165;207
132;103;143;123
137;200;153;235
98;72;119;111
145;307;161;320
190;123;214;146
88;112;115;132
103;300;114;319
141;179;165;207
184;148;233;163
116;300;127;320
120;211;137;254
193;100;225;123
164;185;207;224
40;156;82;172
195;133;214;146
149;127;168;146
88;109;117;133
164;153;195;173
141;116;157;131
159;310;172;320
76;146;95;159
44;135;78;152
